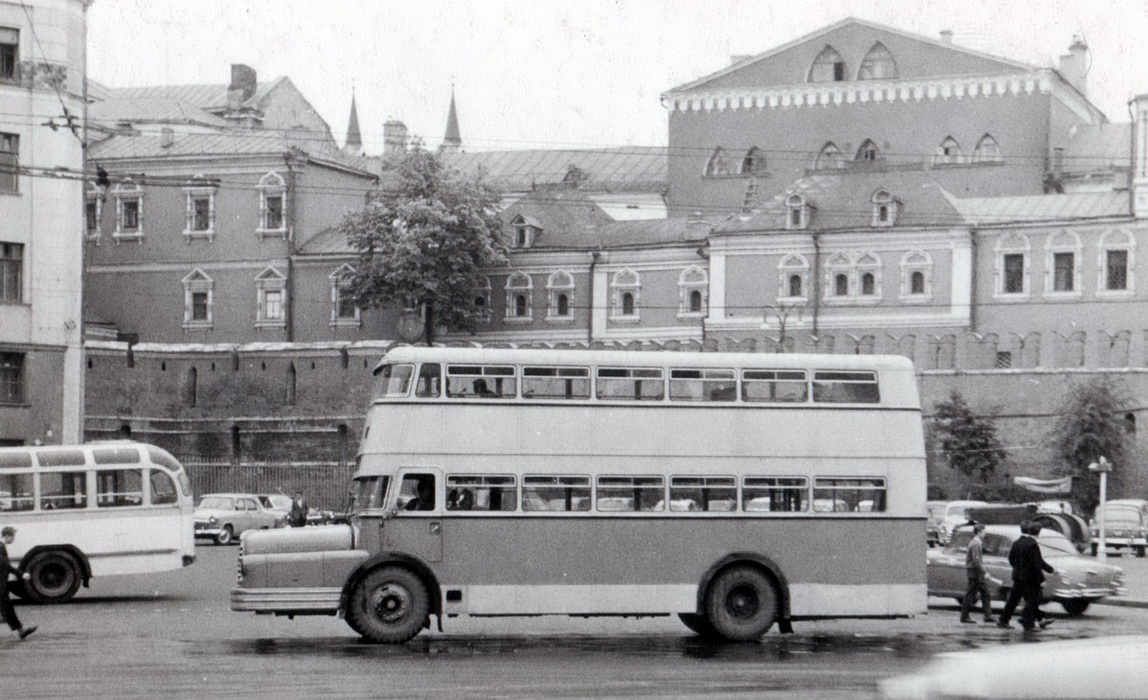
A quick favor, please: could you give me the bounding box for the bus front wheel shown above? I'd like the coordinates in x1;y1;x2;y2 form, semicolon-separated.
705;565;779;642
23;550;82;604
346;566;429;644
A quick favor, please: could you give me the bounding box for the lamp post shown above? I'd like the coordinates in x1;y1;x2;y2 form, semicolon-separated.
1089;456;1112;561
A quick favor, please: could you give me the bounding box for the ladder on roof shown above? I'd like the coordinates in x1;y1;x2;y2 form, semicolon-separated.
742;178;757;210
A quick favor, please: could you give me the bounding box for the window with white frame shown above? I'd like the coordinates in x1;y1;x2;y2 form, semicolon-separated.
778;254;810;302
0;242;22;304
972;134;1003;164
471;276;491;321
1045;230;1082;296
808;45;847;82
0;27;17;84
857;42;898;80
678;266;708;317
899;251;933;301
257;172;287;235
934;136;962;165
546;270;574;321
855;252;882;299
511;215;541;249
704;148;731;177
610;268;641;321
329;263;360;327
113;179;144;240
825;252;853;299
254;266;288;328
815;142;844;170
0;132;18;193
182;175;217;240
1098;229;1135;295
504;271;533;321
785;193;811;230
181;269;213;331
870;189;898;227
994;232;1030;297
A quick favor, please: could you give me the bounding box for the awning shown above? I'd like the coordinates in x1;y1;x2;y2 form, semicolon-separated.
1013;476;1073;494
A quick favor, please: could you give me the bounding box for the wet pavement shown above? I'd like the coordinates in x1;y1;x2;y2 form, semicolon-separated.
3;546;1148;698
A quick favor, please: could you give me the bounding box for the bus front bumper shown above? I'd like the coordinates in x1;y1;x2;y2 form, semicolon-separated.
230;586;342;614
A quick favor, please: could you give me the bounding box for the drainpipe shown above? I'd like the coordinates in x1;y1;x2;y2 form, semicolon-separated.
1130;98;1137;217
285;152;298;342
968;229;979;333
587;248;601;344
811;232;822;336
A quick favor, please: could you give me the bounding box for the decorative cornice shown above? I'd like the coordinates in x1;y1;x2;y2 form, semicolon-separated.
663;69;1101;125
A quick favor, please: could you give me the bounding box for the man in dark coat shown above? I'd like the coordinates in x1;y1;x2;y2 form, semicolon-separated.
996;521;1057;630
288;492;308;528
1;526;37;640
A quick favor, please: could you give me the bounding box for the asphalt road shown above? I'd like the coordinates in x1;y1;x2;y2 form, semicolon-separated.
3;545;1148;699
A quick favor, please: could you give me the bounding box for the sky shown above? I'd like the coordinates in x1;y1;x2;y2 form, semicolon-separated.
87;0;1148;153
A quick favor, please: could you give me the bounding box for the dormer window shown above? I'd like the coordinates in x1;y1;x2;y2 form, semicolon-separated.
870;189;899;227
857;43;898;80
935;137;962;165
855;140;882;162
785;193;812;230
704;147;731;177
809;46;847;83
972;134;1003;163
511;216;540;249
741;147;765;176
814;142;844;170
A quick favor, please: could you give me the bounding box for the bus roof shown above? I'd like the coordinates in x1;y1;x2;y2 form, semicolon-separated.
377;346;916;373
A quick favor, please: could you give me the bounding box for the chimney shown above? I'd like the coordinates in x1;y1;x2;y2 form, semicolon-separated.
939;30;953;44
383;119;408;155
160;127;174;149
1057;35;1088;95
228;64;258;109
1132;94;1148;217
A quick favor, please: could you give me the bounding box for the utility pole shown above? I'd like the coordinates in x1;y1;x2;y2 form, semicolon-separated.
1089;456;1112;562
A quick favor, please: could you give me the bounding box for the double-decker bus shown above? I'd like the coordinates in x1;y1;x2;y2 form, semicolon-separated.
0;441;196;602
232;347;927;642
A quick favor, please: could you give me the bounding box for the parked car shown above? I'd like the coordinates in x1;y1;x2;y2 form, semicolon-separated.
1090;499;1148;557
193;493;286;545
927;524;1125;616
256;494;336;526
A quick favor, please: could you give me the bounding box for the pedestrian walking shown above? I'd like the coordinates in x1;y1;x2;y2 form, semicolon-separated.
1;526;37;640
959;523;1002;623
996;521;1057;631
288;491;309;528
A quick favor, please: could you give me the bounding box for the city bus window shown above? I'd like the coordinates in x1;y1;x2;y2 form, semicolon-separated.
399;474;436;511
149;470;178;505
813;477;887;512
812;371;880;403
446;365;517;398
596;368;664;401
669;476;737;511
596;476;664;511
416;363;442;398
352;476;390;512
743;477;808;512
741;370;808;403
0;473;33;512
40;471;88;510
93;447;141;464
669;369;737;401
446;475;516;511
97;469;143;507
37;449;86;467
522;366;591;399
522;475;591;511
371;364;415;400
0;451;32;468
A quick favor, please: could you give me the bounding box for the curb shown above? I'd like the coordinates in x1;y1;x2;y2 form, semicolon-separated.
1096;597;1148;610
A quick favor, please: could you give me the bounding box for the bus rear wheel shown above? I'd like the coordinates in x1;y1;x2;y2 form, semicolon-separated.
705;565;778;642
24;550;82;604
678;613;718;638
346;566;429;644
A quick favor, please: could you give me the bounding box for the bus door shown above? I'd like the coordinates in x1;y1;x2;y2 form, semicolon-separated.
384;469;442;563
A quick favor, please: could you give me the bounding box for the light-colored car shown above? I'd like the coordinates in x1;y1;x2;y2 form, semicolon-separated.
930;500;989;541
927;524;1125;616
193;493;286;545
256;494;336;526
1090;499;1148;557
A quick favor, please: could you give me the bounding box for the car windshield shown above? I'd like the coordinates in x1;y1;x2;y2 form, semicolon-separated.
198;496;232;510
1104;507;1142;524
351;476;390;514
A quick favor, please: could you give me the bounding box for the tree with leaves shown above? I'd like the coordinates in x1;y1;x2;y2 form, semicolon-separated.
340;147;507;346
932;390;1007;481
1051;378;1130;514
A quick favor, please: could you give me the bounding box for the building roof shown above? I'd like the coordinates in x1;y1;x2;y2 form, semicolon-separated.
88;97;232;128
345;93;363;150
442;91;461;149
500;187;614;244
88;131;294;160
440;147;667;193
950;190;1130;224
104;78;285;112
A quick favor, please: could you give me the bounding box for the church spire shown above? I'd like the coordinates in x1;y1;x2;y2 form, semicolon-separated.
344;90;363;153
439;88;461;154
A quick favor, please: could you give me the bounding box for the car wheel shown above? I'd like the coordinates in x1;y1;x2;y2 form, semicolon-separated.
1136;547;1146;558
346;566;429;644
1061;599;1091;616
704;565;779;642
23;550;82;604
678;613;719;638
215;525;234;546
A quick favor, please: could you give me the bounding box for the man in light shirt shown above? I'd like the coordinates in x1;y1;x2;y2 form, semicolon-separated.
960;523;1001;624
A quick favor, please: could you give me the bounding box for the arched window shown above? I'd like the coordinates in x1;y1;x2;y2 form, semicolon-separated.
329;263;360;327
611;269;641;320
826;252;852;299
1046;230;1082;295
778;254;810;300
257;172;287;234
622;292;635;316
789;274;803;298
112;178;145;239
678;265;708;316
704;148;731;177
1098;229;1135;294
472;276;491;321
856;253;882;299
972;134;1002;163
911;271;925;295
995;232;1031;296
835;273;849;296
855;139;881;162
1125;413;1137;434
688;290;703;313
557;294;569;316
935;136;962;165
504;272;533;321
815;142;844;170
861;272;876;295
741;147;765;175
546;270;575;320
254;266;288;328
514;294;527;317
809;45;847;83
870;189;898;227
857;42;898;80
785;193;810;230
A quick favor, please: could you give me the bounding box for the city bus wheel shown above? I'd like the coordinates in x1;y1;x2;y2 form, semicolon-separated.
705;565;778;642
23;550;82;604
678;613;718;638
347;566;429;644
215;526;234;546
1061;599;1091;617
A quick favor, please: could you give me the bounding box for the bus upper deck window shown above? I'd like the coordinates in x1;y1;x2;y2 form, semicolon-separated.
742;370;808;403
97;469;143;507
522;366;590;400
0;472;34;512
596;368;664;401
669;369;736;401
372;364;414;400
743;476;809;512
416;364;441;398
813;477;887;512
670;476;736;511
41;471;88;510
446;365;517;399
812;371;880;404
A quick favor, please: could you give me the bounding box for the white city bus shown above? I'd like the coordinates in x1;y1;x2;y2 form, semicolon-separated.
0;441;196;602
233;347;927;642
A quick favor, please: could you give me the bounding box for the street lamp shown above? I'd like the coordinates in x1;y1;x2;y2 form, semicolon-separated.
1088;456;1113;561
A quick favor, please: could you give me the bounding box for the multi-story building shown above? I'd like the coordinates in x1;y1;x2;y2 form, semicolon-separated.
0;0;88;445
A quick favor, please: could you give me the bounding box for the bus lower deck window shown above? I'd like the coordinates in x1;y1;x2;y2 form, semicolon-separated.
669;369;736;402
812;477;887;512
522;366;590;400
596;475;664;511
40;471;88;509
97;469;144;507
0;472;33;512
446;475;516;511
522;475;591;511
742;370;808;403
812;371;880;404
446;365;517;398
596;368;664;401
669;476;736;511
743;477;808;512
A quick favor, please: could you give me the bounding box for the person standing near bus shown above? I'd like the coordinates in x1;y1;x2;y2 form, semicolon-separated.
288;492;309;528
959;523;1001;624
1;527;37;640
997;521;1057;631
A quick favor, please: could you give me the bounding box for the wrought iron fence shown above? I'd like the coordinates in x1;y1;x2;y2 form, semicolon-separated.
182;457;356;512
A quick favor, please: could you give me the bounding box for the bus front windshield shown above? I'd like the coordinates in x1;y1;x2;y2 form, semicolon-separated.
372;365;414;401
351;476;390;514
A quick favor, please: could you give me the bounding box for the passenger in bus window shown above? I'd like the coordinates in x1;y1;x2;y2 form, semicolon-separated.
472;379;496;397
447;488;474;510
403;475;436;511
